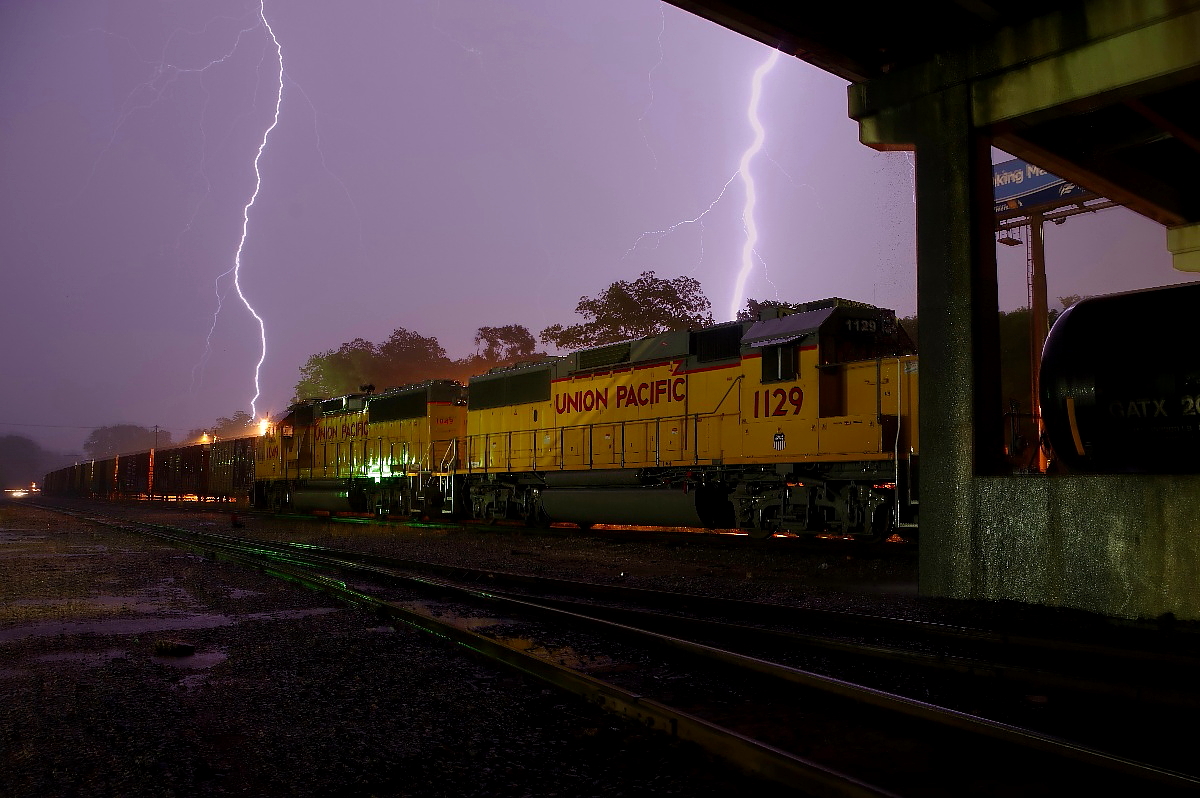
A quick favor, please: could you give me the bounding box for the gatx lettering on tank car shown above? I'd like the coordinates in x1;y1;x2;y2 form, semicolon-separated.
1039;282;1200;474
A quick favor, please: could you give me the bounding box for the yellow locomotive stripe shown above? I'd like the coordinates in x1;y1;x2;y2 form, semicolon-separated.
1065;397;1086;457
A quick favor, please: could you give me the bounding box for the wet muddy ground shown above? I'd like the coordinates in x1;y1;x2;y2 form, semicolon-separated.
1;500;791;798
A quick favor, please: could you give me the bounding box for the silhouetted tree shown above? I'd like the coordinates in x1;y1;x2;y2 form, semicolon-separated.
540;271;714;349
292;328;455;401
0;435;76;489
451;324;548;379
189;410;258;442
898;315;918;350
376;328;453;387
736;298;805;321
294;338;379;400
83;425;170;459
474;325;537;362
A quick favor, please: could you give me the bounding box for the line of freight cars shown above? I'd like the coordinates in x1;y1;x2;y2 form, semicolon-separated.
45;297;922;539
41;437;254;503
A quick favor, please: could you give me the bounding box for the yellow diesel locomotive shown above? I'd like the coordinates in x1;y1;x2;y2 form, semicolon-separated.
253;297;918;538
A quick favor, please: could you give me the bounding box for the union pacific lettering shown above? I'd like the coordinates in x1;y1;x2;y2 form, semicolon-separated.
313;419;369;442
555;378;686;415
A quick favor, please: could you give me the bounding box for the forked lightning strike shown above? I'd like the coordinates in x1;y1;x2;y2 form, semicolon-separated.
208;0;281;420
626;47;782;321
728;48;780;321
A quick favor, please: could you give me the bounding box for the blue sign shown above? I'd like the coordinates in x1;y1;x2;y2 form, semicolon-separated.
993;158;1094;214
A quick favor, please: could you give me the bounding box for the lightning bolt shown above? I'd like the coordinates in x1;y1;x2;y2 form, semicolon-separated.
236;0;281;419
637;5;668;170
624;47;781;321
70;13;262;209
622;172;740;261
728;48;780;321
202;0;281;420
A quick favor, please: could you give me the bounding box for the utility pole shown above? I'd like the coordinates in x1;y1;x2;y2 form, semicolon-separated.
1027;214;1049;473
150;424;159;500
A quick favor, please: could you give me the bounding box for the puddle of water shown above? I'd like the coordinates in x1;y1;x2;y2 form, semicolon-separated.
92;596;167;611
0;614;235;643
151;649;228;669
242;608;339;622
0;607;340;643
34;647;128;666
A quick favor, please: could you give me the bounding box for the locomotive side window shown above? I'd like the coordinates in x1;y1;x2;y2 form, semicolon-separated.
762;344;797;382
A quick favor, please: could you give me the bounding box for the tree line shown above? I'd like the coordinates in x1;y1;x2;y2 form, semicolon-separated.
292;271;714;400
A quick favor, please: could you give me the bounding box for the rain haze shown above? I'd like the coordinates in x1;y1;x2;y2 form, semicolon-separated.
0;0;1189;459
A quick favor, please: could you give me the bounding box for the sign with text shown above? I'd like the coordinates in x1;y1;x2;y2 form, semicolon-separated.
993;158;1095;214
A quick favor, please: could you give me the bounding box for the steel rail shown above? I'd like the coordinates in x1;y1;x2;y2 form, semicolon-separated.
118;515;1200;792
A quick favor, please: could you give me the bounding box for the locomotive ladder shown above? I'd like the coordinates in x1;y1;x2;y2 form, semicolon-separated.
438;439;458;514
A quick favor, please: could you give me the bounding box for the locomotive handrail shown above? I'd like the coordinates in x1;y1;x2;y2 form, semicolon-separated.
876;358;883;426
654;419;660;468
894;358;902;528
697;374;744;416
439;439;457;473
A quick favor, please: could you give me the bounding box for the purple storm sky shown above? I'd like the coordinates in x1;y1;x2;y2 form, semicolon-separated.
1;0;1192;454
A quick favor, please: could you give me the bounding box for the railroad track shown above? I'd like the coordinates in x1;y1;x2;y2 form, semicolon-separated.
31;501;1200;797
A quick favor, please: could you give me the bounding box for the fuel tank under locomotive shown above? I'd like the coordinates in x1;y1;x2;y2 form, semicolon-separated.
539;486;733;528
1039;282;1200;473
534;469;734;528
288;479;369;513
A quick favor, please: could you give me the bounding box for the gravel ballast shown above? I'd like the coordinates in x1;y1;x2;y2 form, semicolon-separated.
2;501;796;797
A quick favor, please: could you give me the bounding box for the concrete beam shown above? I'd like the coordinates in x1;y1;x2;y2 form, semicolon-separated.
850;0;1200;128
1167;222;1200;271
973;7;1200;128
853;0;1200;224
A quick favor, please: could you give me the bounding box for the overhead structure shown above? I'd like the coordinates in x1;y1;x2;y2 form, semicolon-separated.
668;0;1200;619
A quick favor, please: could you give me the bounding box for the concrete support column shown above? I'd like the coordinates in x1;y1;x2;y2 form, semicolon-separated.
912;84;1003;597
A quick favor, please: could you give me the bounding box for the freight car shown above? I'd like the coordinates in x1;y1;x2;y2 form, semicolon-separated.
1039;281;1200;473
45;297;920;538
43;439;254;502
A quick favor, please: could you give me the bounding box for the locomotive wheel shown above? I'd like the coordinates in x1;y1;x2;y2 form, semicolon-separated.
748;506;779;539
522;505;550;528
864;503;895;543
